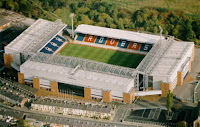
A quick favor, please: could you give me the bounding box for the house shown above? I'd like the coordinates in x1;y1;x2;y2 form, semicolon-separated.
31;98;114;120
0;89;28;108
0;17;11;30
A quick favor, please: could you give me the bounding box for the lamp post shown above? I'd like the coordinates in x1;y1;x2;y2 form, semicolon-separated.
14;77;16;82
159;26;163;41
3;72;5;79
70;13;74;39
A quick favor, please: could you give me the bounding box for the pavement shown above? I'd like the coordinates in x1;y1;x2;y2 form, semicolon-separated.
190;47;200;79
173;82;196;102
173;47;200;102
0;103;163;127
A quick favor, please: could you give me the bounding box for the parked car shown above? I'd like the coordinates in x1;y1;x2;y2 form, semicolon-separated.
197;73;200;80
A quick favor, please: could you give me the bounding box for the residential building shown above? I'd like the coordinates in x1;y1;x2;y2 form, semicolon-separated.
31;98;114;120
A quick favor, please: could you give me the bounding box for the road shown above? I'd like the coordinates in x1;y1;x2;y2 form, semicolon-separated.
0;77;196;127
0;103;164;127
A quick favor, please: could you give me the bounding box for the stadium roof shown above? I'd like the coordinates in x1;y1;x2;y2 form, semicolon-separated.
5;18;66;53
75;24;164;44
137;37;194;76
29;53;135;78
149;41;193;76
20;53;135;92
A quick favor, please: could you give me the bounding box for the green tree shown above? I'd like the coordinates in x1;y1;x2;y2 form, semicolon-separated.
88;10;98;21
172;28;179;37
17;118;25;127
70;2;78;11
98;6;105;13
117;18;124;29
166;90;173;112
13;2;19;12
153;26;158;33
0;1;2;7
177;121;187;127
108;23;117;29
77;15;93;25
75;7;90;14
6;0;15;11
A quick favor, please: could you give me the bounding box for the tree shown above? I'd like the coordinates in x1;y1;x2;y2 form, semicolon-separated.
166;90;173;112
17;118;25;127
13;2;19;12
0;1;2;7
172;28;179;37
70;2;78;11
98;6;105;13
75;7;90;14
166;90;173;127
6;0;15;11
177;121;187;127
117;18;124;29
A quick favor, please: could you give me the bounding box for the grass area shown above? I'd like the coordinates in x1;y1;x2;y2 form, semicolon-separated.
59;43;145;68
106;0;200;16
53;7;71;25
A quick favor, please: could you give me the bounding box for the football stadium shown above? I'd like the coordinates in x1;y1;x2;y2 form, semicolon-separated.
3;19;195;103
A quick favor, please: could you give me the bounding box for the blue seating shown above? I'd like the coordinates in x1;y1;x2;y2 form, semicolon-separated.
117;39;129;48
52;38;63;46
40;48;53;54
40;35;67;54
140;43;153;52
95;36;107;44
46;43;58;51
76;33;85;41
56;35;66;42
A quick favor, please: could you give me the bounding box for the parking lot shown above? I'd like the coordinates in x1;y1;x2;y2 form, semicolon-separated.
124;107;194;126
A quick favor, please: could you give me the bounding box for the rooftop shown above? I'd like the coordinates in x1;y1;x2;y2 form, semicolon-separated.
150;41;193;76
26;114;135;127
29;53;135;78
75;24;164;44
0;16;10;26
21;53;134;91
136;37;194;76
5;18;66;53
32;98;112;113
0;109;24;119
0;77;37;96
0;89;25;103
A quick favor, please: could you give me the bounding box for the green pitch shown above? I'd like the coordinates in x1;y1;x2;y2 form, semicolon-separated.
59;43;145;68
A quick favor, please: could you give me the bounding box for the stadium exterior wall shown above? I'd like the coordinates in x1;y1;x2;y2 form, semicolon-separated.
18;73;25;84
152;43;194;92
3;53;13;68
20;67;135;103
4;47;21;66
153;76;168;90
20;66;132;92
168;44;193;89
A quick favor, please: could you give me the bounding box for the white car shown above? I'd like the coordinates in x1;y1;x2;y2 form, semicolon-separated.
197;73;200;80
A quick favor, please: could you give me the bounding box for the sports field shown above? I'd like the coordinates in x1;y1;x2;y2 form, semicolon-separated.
59;43;145;68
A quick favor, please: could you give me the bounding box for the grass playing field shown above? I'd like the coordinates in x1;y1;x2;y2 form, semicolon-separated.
59;43;145;68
